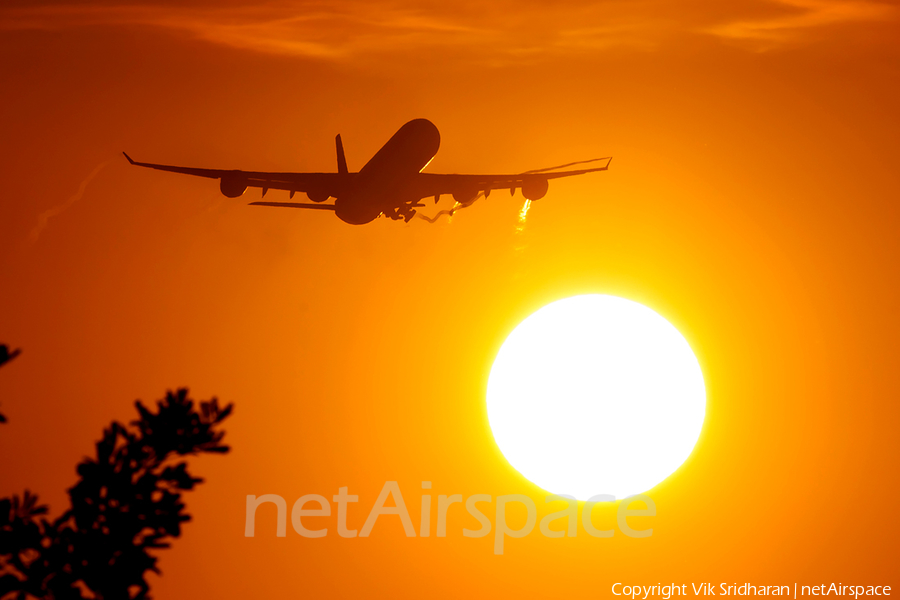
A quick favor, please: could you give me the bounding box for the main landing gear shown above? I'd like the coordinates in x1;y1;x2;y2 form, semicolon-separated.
387;202;423;223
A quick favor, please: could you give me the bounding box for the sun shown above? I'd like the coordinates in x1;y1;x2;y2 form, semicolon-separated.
487;295;706;500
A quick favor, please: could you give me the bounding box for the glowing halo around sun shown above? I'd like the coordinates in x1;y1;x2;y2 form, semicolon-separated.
487;295;706;500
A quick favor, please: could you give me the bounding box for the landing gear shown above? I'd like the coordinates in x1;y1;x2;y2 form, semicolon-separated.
387;201;422;223
386;206;415;221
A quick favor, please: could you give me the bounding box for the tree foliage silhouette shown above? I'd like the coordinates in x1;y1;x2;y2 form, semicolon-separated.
0;388;232;600
0;344;22;423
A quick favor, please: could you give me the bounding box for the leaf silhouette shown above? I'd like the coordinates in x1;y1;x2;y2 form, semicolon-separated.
0;388;232;600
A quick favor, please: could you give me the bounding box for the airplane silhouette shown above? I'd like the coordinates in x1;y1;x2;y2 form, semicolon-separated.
124;119;611;225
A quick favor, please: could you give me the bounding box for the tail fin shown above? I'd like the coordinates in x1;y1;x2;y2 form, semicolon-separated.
336;134;348;174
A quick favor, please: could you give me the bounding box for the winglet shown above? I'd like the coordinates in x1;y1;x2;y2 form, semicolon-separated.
122;152;135;165
336;135;348;175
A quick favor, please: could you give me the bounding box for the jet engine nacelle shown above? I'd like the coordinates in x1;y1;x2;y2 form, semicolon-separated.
453;188;480;206
521;178;549;201
220;175;247;198
307;190;330;203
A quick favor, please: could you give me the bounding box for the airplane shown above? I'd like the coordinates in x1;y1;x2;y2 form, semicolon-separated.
123;119;611;225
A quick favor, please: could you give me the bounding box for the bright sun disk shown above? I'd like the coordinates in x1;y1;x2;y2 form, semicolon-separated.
487;294;706;500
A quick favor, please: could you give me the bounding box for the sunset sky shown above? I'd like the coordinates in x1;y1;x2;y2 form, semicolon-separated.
1;0;898;596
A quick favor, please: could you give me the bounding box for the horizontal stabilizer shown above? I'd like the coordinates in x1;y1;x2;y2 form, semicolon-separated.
249;201;336;210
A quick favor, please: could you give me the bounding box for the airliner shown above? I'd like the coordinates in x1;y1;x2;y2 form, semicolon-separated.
124;119;610;224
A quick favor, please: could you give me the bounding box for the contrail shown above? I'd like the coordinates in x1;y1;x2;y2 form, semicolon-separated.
29;160;110;243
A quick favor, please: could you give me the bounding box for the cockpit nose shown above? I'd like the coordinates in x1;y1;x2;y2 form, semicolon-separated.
400;119;440;157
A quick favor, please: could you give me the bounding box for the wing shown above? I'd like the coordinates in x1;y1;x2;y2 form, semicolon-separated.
413;157;611;199
122;153;354;198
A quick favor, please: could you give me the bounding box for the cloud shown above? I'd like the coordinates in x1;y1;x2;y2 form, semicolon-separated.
0;1;895;61
0;3;492;60
704;0;895;48
30;161;109;243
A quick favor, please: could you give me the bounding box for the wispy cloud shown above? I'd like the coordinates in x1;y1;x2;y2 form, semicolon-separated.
30;161;109;243
704;0;895;48
0;3;492;60
0;1;895;61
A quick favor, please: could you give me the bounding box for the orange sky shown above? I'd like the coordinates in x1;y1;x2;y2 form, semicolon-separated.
0;0;898;597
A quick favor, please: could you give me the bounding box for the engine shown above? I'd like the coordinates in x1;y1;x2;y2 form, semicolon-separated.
219;175;247;198
452;187;480;206
521;177;549;201
307;190;330;203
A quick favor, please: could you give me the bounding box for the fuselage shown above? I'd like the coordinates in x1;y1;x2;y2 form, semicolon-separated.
334;119;440;224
